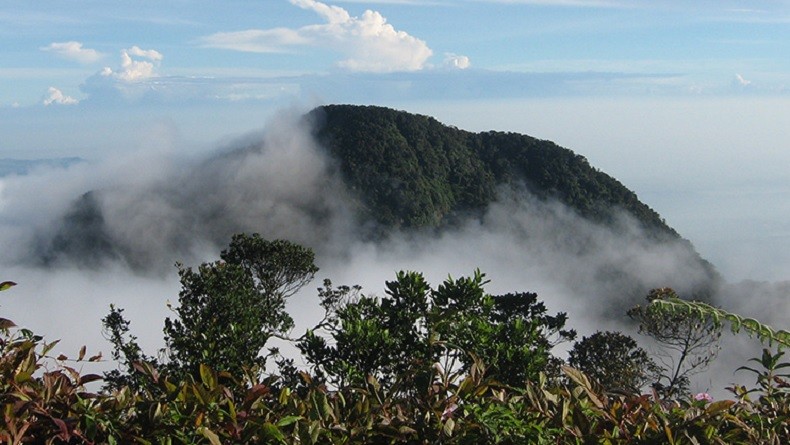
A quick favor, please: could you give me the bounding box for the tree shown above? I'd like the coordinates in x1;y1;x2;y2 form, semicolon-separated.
628;288;721;398
102;305;158;391
105;234;318;384
434;285;576;388
219;234;318;300
298;270;575;392
568;331;657;394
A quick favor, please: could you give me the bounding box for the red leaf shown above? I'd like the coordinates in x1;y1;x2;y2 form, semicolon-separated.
51;418;70;440
79;374;103;386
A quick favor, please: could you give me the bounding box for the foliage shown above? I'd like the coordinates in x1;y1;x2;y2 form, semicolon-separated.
730;348;790;443
298;270;575;393
102;304;158;391
309;104;720;295
1;242;788;443
628;287;722;398
568;331;658;394
649;296;790;349
105;234;318;387
311;105;684;239
219;233;319;301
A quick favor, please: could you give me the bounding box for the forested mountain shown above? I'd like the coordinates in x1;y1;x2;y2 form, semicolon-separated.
309;104;677;239
36;104;717;293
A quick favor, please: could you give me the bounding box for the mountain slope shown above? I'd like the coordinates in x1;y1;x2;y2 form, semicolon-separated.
310;104;677;239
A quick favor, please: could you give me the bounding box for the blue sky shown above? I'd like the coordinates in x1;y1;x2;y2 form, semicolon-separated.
1;0;788;109
0;0;789;281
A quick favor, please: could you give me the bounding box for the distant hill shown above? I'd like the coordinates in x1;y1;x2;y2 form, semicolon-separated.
0;157;83;177
309;105;676;239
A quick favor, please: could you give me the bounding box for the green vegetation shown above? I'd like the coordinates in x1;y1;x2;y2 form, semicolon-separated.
568;331;658;394
298;271;575;391
628;288;723;398
308;104;719;294
1;235;788;443
311;105;676;238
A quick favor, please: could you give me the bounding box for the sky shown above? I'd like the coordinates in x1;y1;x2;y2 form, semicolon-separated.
3;0;789;110
0;0;789;391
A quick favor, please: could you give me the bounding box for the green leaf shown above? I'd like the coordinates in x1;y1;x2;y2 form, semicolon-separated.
0;281;17;291
14;371;33;384
199;427;222;445
41;339;60;356
443;418;455;437
199;363;217;389
261;422;286;444
277;415;302;428
705;400;735;415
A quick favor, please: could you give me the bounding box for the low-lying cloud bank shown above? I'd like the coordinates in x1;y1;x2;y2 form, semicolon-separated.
0;107;785;395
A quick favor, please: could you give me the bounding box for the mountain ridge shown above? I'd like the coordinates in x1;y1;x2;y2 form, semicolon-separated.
309;104;679;240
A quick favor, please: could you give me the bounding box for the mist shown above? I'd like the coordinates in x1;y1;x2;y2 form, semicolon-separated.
0;104;786;397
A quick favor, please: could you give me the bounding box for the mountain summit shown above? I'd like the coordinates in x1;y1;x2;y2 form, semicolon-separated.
311;105;674;236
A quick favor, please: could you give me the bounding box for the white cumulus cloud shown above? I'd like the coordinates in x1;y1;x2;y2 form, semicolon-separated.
101;46;163;82
42;87;79;106
127;46;164;62
444;53;471;69
201;0;433;72
40;41;103;64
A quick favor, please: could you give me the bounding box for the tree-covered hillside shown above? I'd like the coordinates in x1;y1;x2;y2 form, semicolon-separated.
309;104;675;239
35;104;718;295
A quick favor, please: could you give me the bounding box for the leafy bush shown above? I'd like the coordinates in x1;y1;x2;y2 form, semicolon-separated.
0;238;787;443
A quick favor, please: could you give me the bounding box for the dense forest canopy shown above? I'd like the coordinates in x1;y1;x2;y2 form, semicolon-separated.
307;104;719;296
310;104;676;238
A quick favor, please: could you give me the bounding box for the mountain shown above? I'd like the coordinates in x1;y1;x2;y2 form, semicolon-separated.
35;104;719;296
310;105;676;238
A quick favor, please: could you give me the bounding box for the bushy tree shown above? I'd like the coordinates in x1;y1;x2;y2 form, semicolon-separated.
299;270;575;391
568;330;657;393
104;233;318;384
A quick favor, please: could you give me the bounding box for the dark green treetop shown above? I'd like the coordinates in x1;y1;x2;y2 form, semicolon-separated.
568;330;658;394
298;270;575;392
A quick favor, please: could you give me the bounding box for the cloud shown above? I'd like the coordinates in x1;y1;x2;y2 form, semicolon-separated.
335;0;445;4
101;46;163;82
200;28;311;53
734;73;751;86
201;0;433;72
40;41;103;64
467;0;624;6
443;53;471;69
42;87;79;106
126;46;164;62
74;46;167;104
